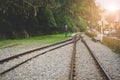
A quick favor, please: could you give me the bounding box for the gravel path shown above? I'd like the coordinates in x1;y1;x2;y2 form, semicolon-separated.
82;34;120;80
1;43;73;80
75;40;102;80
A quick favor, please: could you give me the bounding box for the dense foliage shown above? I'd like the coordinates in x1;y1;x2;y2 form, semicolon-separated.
0;0;99;39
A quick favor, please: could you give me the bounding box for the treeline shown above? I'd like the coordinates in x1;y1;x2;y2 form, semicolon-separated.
0;0;99;39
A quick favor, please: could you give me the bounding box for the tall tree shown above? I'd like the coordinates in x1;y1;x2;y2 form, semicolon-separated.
0;0;99;39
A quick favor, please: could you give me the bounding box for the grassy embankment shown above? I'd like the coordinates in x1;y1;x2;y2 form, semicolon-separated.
86;32;120;54
102;36;120;54
0;33;72;49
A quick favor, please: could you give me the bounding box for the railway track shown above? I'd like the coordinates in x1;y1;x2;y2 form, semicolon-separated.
69;35;77;80
0;38;72;64
69;34;112;80
0;38;74;76
0;34;112;80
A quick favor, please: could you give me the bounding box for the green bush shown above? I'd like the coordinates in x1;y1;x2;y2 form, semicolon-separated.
85;31;97;38
103;36;120;53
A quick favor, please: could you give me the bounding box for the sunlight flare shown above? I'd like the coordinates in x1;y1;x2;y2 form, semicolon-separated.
107;5;119;12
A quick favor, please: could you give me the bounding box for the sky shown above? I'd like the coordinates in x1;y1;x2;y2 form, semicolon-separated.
95;0;120;22
95;0;120;10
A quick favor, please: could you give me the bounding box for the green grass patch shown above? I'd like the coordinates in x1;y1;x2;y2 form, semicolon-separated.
0;33;72;49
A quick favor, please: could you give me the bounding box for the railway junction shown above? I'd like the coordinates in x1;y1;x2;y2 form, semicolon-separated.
0;34;120;80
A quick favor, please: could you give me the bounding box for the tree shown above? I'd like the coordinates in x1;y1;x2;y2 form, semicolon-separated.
0;0;99;39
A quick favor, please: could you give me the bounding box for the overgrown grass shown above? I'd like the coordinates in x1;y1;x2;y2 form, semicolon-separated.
102;36;120;54
86;31;120;54
0;33;72;48
85;31;97;38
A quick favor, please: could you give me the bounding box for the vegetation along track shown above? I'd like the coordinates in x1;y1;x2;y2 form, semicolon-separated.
0;38;72;64
0;38;74;75
69;34;112;80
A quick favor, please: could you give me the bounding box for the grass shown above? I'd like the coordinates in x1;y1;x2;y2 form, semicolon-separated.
0;33;72;49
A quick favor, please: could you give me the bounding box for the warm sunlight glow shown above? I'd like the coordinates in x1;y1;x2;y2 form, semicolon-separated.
107;6;119;12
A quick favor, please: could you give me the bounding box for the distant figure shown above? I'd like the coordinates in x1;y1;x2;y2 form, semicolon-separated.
71;33;76;39
65;25;68;37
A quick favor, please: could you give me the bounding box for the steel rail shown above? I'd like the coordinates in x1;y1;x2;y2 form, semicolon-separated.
0;38;72;64
69;36;78;80
81;36;112;80
0;41;73;75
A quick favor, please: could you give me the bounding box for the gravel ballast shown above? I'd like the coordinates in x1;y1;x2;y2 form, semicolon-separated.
0;41;72;75
0;44;44;60
0;40;72;60
0;41;70;73
75;40;102;80
1;43;73;80
82;34;120;80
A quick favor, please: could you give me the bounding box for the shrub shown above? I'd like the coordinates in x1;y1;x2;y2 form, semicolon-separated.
85;31;97;38
102;36;120;53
